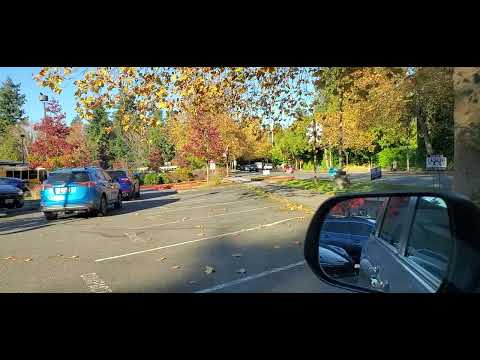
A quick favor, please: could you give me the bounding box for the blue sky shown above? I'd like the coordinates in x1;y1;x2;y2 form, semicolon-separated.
0;67;79;125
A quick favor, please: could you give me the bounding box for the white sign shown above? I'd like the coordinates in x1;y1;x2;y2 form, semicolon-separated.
209;161;216;170
262;169;270;176
426;155;447;170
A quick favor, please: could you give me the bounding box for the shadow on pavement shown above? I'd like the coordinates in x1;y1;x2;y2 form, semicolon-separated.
134;190;178;200
0;198;180;236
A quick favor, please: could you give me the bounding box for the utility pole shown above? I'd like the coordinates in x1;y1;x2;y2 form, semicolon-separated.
20;134;25;164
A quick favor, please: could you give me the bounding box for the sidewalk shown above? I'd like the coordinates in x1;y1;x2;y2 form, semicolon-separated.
245;181;331;212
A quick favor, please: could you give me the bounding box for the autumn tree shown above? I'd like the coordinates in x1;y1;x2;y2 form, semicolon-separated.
28;100;73;169
86;106;114;168
66;117;92;167
183;111;224;182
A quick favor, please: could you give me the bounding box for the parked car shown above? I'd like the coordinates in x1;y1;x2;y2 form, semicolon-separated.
0;184;24;209
319;244;356;277
106;169;140;200
319;216;376;263
0;176;29;194
40;167;122;220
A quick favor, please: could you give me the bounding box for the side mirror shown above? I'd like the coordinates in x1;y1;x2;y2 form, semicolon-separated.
304;192;480;293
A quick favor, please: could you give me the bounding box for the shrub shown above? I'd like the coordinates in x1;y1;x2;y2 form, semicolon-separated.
377;146;416;170
166;167;194;183
143;172;160;185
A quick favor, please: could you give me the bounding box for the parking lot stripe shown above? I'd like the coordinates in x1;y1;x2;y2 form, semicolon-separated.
94;216;304;262
195;261;306;293
80;273;113;293
127;205;279;230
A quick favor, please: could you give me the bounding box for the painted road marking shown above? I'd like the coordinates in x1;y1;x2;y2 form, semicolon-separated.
80;273;113;293
125;205;279;230
145;199;257;217
95;216;305;262
195;261;306;293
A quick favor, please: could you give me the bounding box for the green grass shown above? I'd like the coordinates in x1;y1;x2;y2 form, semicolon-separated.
281;179;426;195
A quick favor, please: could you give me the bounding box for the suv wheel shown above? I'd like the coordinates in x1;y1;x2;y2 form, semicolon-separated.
114;192;122;209
97;196;108;217
44;212;58;221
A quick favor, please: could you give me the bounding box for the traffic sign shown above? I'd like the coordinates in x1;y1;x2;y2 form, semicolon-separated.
426;155;447;170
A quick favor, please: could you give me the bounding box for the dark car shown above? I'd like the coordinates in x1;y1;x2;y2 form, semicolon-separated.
106;169;140;200
0;176;29;194
319;244;357;277
0;184;24;209
319;216;376;263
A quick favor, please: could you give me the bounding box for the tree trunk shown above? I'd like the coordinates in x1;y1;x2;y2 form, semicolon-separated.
453;68;480;205
338;92;345;168
313;148;317;183
406;152;410;172
226;161;229;178
345;151;349;167
416;112;434;155
206;162;209;183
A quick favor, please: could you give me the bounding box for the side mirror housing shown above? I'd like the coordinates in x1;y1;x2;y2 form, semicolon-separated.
304;191;480;293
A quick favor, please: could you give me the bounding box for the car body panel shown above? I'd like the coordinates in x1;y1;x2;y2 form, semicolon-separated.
0;184;24;208
106;169;139;199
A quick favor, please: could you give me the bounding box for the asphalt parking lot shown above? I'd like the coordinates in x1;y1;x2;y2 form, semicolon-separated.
0;184;344;293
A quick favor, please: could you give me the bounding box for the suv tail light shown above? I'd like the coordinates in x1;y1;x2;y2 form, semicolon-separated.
77;181;97;188
119;177;131;184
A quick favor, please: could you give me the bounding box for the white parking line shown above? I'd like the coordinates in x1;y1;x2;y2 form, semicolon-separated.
95;216;304;262
80;273;113;293
195;261;306;293
127;205;279;230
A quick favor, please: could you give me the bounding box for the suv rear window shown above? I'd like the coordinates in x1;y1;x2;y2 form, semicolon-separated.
106;171;127;180
47;171;90;183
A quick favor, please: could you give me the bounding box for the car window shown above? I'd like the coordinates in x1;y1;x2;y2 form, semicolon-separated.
47;171;90;183
350;222;374;237
379;196;411;250
323;221;351;234
405;197;451;279
106;171;126;180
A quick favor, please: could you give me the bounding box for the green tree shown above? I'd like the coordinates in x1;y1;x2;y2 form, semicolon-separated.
0;125;22;160
0;77;27;134
85;106;114;168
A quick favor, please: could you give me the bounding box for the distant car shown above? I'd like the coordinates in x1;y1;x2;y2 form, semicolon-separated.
40;167;122;220
0;176;29;194
319;216;376;263
106;169;140;200
0;184;24;209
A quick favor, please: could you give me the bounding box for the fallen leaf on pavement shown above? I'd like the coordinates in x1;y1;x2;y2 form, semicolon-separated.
134;213;139;216
4;256;16;261
24;258;33;262
232;253;243;258
156;257;167;262
171;265;182;270
182;217;189;221
204;266;215;274
70;255;79;259
236;268;247;274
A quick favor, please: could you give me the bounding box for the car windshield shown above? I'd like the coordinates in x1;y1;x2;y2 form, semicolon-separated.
106;171;127;180
0;66;477;294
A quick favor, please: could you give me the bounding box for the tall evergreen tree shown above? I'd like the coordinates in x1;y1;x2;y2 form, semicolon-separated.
85;106;114;168
0;77;27;134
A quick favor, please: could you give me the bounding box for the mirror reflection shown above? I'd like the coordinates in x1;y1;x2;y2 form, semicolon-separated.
318;196;452;293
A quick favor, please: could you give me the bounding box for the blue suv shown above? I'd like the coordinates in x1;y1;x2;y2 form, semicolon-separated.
40;167;122;220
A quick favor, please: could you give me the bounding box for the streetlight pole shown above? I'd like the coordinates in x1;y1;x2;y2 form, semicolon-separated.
39;93;48;120
20;134;25;165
